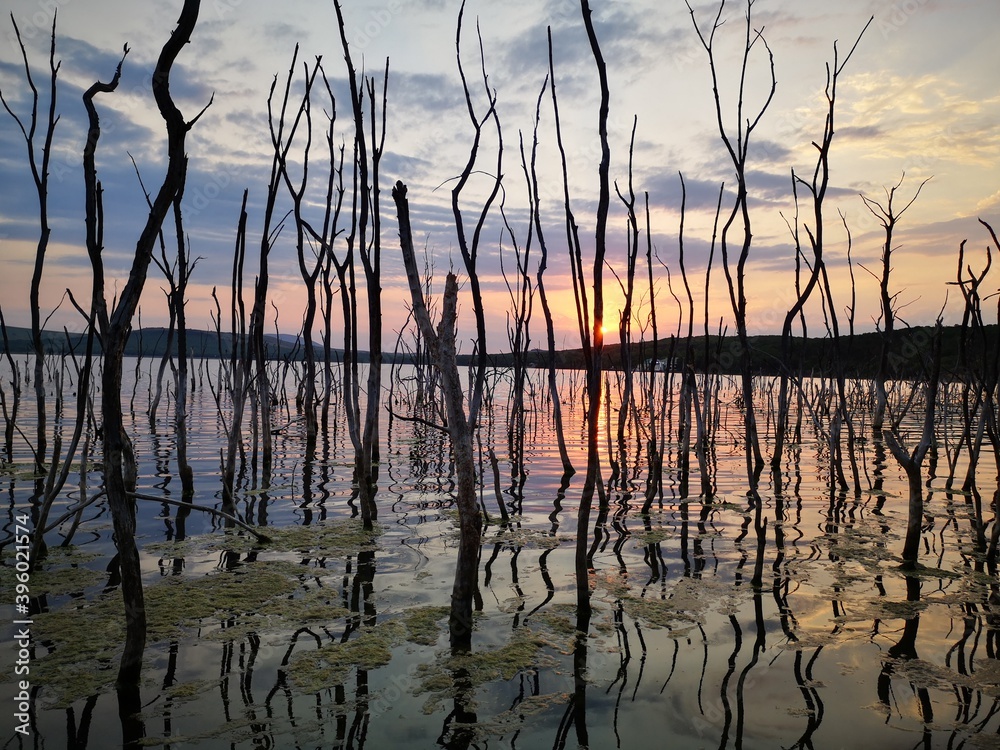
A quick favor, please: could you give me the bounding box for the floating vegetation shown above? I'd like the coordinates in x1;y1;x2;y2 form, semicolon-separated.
31;564;105;596
833;597;927;623
886;655;1000;700
162;678;218;703
613;577;746;636
289;620;404;693
31;562;300;706
0;461;48;480
0;554;104;597
402;605;450;646
25;520;383;707
631;515;675;546
135;715;275;748
255;518;382;555
414;624;557;715
143;518;381;558
486;524;562;550
442;691;571;743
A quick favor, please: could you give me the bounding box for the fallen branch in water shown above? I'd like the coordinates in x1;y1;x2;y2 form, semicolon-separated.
0;489;273;550
128;491;272;543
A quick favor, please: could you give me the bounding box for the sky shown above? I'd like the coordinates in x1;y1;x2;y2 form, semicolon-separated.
0;0;997;354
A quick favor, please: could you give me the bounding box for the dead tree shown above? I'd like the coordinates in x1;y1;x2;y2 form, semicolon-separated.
0;309;21;462
949;221;1000;565
25;43;132;569
248;47;310;485
393;181;481;653
950;222;996;495
98;0;206;685
675;173;696;498
535;31;574;476
217;193;251;514
687;0;776;485
882;322;943;569
504;131;539;498
864;177;941;569
611;118;642;489
452;0;502;430
165;193;198;499
862;173;930;433
772;20;871;481
276;59;323;448
572;0;611;622
137;146;200;502
640;193;666;511
0;13;114;559
1;13;60;474
333;0;389;527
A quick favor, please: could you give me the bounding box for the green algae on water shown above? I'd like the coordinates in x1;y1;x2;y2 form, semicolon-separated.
402;605;450;646
288;620;404;693
27;520;381;709
143;518;381;557
611;576;747;635
0;556;104;597
414;620;559;715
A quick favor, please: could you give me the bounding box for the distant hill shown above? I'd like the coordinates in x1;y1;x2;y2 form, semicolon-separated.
3;323;995;377
0;325;334;362
484;324;999;378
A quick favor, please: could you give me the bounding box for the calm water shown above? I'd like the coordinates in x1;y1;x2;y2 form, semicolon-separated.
2;357;999;749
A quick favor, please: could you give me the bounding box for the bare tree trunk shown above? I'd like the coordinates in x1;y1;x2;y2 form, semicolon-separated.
25;44;129;569
687;0;777;485
393;181;481;653
641;194;662;511
169;198;195;500
773;20;870;481
1;16;61;475
98;0;205;685
220;193;251;514
882;324;942;568
339;0;388;526
536;31;573;476
865;177;939;569
249;48;309;487
675;173;696;499
613;119;641;490
0;309;22;462
864;175;931;432
575;0;611;623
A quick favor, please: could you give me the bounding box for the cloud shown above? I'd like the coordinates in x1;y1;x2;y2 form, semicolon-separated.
1;0;997;344
838;72;1000;165
971;189;1000;217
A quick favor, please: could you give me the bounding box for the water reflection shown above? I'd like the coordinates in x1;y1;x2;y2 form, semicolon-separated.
3;363;1000;747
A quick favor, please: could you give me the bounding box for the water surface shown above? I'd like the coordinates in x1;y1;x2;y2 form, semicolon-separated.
1;358;998;749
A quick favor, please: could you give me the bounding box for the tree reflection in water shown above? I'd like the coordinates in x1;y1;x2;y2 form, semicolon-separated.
6;366;1000;748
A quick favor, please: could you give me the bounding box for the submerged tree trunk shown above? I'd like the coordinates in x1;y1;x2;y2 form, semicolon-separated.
575;0;611;620
98;0;204;685
772;19;870;482
2;16;60;475
537;30;574;477
882;322;942;569
394;181;481;652
687;0;778;485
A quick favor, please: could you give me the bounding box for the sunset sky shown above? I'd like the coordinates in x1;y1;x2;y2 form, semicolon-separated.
1;0;997;353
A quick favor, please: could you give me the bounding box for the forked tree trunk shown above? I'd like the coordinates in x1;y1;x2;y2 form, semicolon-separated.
393;181;481;652
882;323;942;569
98;0;204;685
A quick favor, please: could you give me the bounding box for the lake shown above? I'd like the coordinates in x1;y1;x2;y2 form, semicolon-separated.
1;357;998;749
